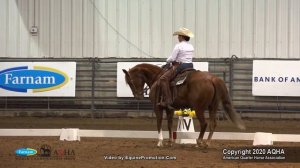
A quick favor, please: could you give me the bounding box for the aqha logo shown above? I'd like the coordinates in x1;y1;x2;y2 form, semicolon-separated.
0;66;69;93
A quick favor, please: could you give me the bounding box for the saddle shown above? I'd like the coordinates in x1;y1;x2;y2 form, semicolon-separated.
171;68;196;86
170;68;196;102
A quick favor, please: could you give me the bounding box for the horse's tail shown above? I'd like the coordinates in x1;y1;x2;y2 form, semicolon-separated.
212;78;246;130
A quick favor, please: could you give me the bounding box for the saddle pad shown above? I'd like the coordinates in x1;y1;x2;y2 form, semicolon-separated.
173;69;195;86
176;76;187;85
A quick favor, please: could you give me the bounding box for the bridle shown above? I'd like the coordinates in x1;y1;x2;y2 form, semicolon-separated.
126;73;144;97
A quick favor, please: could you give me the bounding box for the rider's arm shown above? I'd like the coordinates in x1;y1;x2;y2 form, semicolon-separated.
166;44;180;63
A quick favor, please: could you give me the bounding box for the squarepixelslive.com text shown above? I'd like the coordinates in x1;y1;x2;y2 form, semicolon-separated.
222;147;300;162
104;155;176;161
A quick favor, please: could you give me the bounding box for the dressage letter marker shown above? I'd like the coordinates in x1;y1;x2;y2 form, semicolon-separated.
175;116;196;144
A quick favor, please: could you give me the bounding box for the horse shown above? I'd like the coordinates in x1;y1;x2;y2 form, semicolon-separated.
122;63;245;147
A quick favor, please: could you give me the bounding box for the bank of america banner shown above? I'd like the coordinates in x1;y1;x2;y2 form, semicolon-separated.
0;62;76;97
252;60;300;97
117;62;209;97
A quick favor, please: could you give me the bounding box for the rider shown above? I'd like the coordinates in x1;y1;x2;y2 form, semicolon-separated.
157;27;194;109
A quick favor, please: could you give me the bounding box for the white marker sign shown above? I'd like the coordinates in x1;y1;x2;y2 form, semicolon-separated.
252;60;300;96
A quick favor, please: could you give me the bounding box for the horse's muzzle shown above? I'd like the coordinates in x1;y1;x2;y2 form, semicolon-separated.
135;94;144;100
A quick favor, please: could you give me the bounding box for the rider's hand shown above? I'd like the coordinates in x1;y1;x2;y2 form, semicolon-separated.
161;63;171;69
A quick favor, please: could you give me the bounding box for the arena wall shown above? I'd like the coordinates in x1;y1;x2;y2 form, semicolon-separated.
0;0;299;59
1;57;300;119
0;0;299;118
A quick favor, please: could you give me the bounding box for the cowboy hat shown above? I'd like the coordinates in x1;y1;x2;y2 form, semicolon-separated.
173;27;194;38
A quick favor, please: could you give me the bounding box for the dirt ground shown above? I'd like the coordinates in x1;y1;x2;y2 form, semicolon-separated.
0;117;299;168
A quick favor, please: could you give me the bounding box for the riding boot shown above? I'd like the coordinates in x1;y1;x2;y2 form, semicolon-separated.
157;79;174;110
156;64;177;110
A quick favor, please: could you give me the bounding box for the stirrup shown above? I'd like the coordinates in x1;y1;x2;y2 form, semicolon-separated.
157;102;167;107
166;105;175;110
157;102;174;110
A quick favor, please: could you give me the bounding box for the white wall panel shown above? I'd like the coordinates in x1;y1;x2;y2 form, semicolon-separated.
277;0;289;58
207;0;219;58
117;0;128;58
161;0;173;58
173;0;184;34
83;0;94;58
0;0;7;57
0;0;299;59
230;0;242;58
18;0;30;58
151;0;162;58
265;0;277;58
107;0;117;58
185;0;196;33
196;0;207;58
94;0;107;58
127;0;139;57
289;0;300;58
39;0;50;57
28;0;39;57
72;0;83;58
140;0;150;58
219;0;230;59
241;0;254;58
50;0;61;58
7;0;19;57
254;0;266;58
185;0;196;54
61;0;72;57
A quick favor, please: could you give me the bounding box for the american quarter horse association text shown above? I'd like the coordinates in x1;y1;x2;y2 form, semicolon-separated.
123;63;245;148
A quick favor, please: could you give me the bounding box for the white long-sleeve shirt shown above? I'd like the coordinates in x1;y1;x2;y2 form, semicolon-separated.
166;41;194;63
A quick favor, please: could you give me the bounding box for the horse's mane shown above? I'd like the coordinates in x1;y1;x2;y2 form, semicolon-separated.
129;63;162;74
125;63;162;85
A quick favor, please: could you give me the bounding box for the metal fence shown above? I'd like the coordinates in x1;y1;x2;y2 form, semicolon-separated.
1;57;300;117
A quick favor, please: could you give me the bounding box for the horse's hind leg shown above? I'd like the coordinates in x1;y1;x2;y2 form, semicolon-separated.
166;108;174;147
195;108;208;148
206;105;218;146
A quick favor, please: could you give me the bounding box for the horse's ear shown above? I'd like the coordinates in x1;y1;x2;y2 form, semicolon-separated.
122;69;129;76
123;69;131;80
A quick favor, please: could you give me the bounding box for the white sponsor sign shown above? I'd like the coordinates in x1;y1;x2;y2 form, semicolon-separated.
0;62;76;97
117;62;209;97
252;60;300;96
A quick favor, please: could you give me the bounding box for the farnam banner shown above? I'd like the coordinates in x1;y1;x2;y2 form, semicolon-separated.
0;62;76;97
252;60;300;97
117;62;209;97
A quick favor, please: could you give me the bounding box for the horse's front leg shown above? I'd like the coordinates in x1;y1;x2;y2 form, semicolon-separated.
166;108;174;147
155;107;164;147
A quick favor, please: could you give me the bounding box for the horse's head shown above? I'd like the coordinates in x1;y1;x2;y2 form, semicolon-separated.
122;68;145;100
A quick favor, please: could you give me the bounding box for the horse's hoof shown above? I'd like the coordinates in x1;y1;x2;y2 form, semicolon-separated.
202;144;208;149
166;142;173;147
195;145;208;149
157;140;164;147
202;149;208;153
196;141;208;149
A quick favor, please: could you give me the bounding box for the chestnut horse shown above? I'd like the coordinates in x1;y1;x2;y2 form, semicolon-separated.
123;63;245;147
